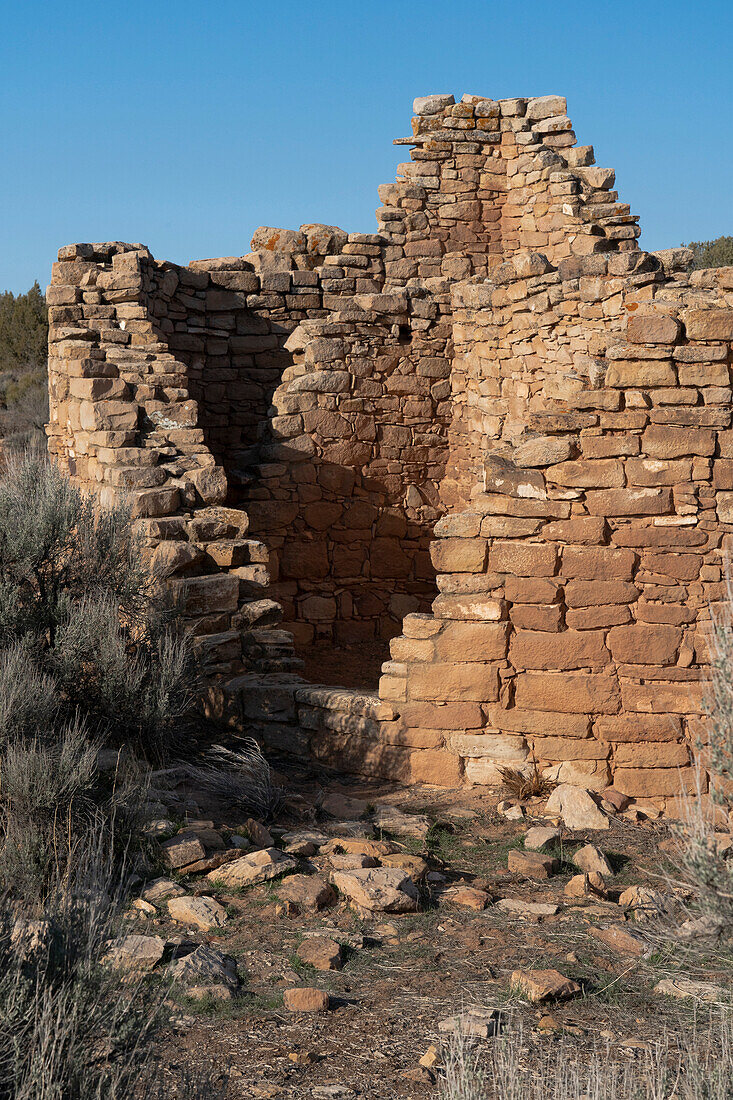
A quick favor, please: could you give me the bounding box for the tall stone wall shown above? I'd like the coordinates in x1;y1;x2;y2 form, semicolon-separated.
47;91;733;810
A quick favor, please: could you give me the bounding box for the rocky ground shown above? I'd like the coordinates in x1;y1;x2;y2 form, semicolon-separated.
110;760;733;1099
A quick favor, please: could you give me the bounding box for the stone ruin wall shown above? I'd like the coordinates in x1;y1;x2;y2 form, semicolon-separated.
46;92;733;812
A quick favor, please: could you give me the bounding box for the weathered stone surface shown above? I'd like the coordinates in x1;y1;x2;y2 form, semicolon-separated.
511;968;581;1002
545;784;609;830
276;874;336;911
206;847;299;888
523;826;561;851
284;987;332;1012
168;945;239;989
167;896;228;931
103;935;165;972
572;844;612;876
296;936;343;971
507;850;558;878
330;867;420;912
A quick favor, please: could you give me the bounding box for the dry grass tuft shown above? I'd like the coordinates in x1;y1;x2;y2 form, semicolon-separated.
498;765;556;801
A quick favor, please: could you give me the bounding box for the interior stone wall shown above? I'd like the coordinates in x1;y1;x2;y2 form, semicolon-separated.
46;91;733;809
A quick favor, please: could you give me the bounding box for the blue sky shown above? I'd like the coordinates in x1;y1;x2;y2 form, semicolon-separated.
1;0;731;292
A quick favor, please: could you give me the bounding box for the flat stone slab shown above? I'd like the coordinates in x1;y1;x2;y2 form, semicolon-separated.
168;944;238;989
330;867;419;913
206;846;298;888
167;895;228;930
512;968;581;1003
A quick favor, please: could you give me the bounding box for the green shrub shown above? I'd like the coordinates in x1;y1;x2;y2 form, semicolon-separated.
0;844;227;1099
0;448;199;758
685;234;733;270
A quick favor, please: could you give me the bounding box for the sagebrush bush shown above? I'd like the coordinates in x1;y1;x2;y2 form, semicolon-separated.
0;842;227;1099
0;448;199;759
0;449;201;900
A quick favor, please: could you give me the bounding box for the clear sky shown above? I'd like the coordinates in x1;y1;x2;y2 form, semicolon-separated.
1;0;731;292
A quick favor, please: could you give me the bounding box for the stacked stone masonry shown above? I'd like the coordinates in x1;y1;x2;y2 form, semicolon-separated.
47;93;733;810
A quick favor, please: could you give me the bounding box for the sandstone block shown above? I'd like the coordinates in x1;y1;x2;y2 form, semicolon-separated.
167;896;227;931
565;580;639;607
296;937;343;971
642;425;715;458
561;546;636;580
507;850;558;878
408;662;499;702
514;436;573;467
511;968;581;1003
330;867;419;912
585;487;672;516
511;604;563;631
613;741;690;768
621;680;705;714
607;623;681;664
510;630;609;671
544;784;609;830
605;361;676;387
430;538;487;573
515;672;620;714
489;542;558;576
684;309;733;341
613;767;696;797
626;313;681;344
411;750;464;786
448;733;528;760
283;987;331;1013
433;621;510;661
540;517;607;544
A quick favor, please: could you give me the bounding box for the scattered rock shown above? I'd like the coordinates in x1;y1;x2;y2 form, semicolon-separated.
242;818;274;848
572;844;613;876
512;968;581;1003
277;873;336;911
419;1045;439;1068
501;803;526;821
330;867;419;913
590;924;647;957
103;934;166;973
230;834;251;850
380;853;429;881
281;830;329;849
143;818;176;839
168;944;238;989
508;850;558;878
438;1008;503;1038
206;847;298;888
371;807;431;838
496;898;560;918
654;977;728;1003
320;793;369;819
439;884;490;910
524;826;561;851
564;871;607;899
545;785;609;831
283;987;331;1012
619;885;666;921
321;838;396;858
186;983;236;1003
296;937;343;971
677;914;726;940
311;1086;355;1099
326;854;379;871
167;895;228;931
140;878;187;904
129;898;157;916
160;832;207;869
